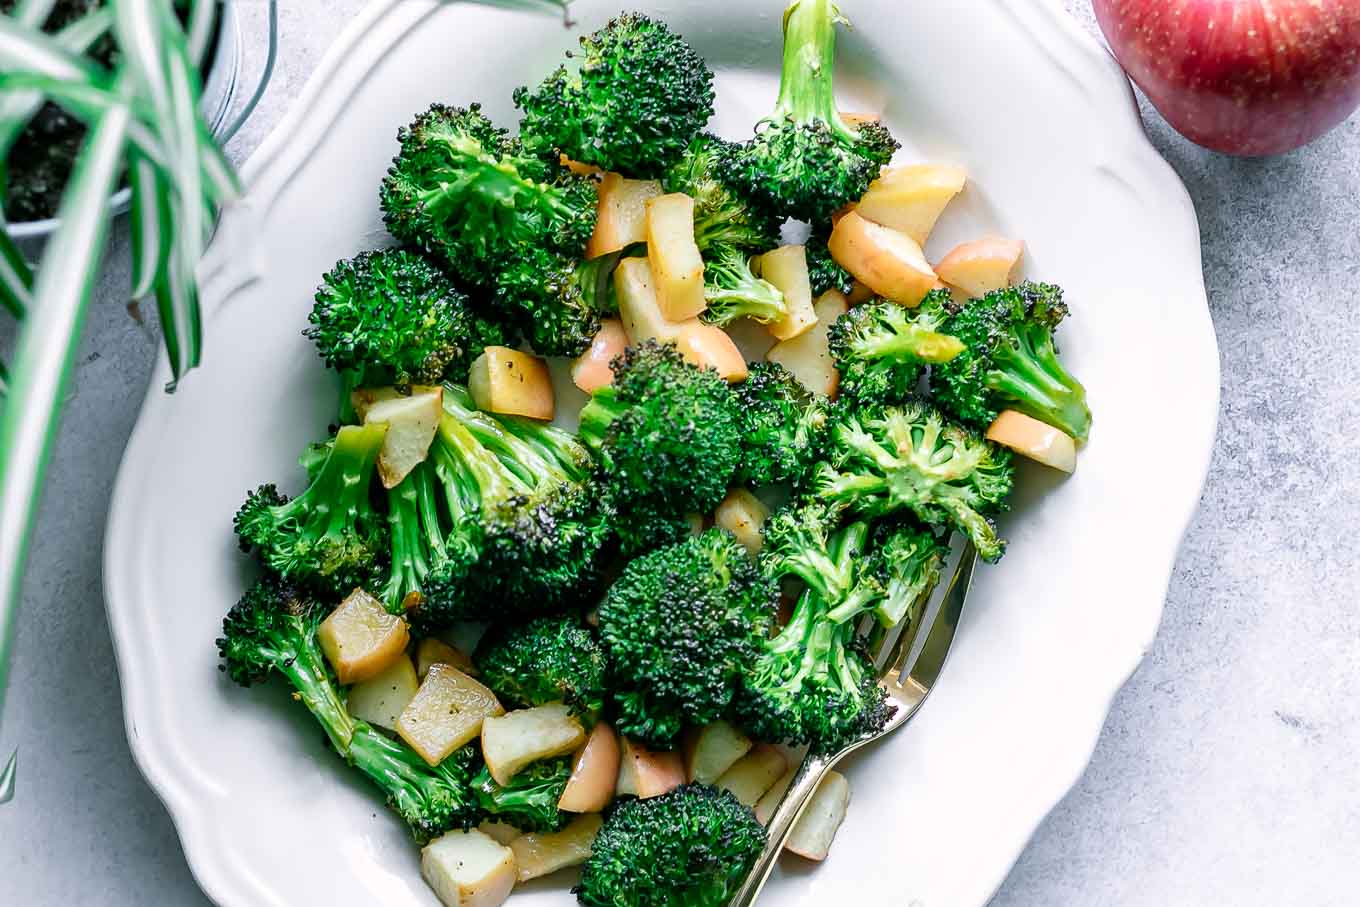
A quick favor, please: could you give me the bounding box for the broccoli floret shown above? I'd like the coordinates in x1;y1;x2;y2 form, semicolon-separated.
391;388;610;631
931;281;1092;442
577;342;743;549
734;362;828;488
307;249;505;406
217;578;477;842
664;134;783;253
813;399;1015;562
515;13;715;177
827;291;965;403
234;423;389;596
380;103;597;285
469;755;574;834
737;505;894;750
575;784;766;907
492;244;622;357
864;518;950;629
700;243;787;327
474;616;607;721
729;0;900;221
599;529;777;746
806;225;855;297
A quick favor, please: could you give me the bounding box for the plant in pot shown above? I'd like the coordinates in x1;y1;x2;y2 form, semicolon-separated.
0;0;276;802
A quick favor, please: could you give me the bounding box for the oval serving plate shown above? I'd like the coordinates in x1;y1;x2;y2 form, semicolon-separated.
103;1;1218;905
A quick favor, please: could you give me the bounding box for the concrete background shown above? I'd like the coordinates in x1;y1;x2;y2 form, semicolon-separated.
3;2;1358;904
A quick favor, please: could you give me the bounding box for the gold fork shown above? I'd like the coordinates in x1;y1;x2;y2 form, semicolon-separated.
728;545;979;907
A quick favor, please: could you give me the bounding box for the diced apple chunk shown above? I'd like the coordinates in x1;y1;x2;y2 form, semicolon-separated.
935;238;1025;297
616;737;686;799
615;257;682;345
759;245;817;341
481;704;587;785
682;720;754;784
646;194;707;321
360;385;443;489
559;722;621;813
421;828;517;907
673;322;748;382
986;410;1077;472
714;743;788;807
468;347;554;421
347;654;418;732
478;820;523;845
587;173;661;258
510;814;603;882
785;771;850;861
417;637;475;679
753;765;796;825
855;163;967;245
714;490;769;557
318;589;410;685
571;319;630;393
829;212;938;306
767;291;849;397
397;664;504;766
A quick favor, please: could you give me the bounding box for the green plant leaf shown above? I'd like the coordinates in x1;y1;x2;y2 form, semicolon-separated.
0;95;129;743
128;152;171;299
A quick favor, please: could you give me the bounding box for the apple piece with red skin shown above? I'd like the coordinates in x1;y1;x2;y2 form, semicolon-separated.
1094;0;1360;155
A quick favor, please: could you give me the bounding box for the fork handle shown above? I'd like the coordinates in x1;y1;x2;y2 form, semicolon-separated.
728;751;836;907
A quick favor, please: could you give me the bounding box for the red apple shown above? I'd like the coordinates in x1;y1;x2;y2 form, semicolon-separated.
1093;0;1360;155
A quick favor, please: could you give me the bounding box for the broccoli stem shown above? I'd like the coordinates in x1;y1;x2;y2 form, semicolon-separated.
577;388;628;457
987;324;1091;442
287;422;386;542
775;0;856;141
861;323;966;365
433;415;531;508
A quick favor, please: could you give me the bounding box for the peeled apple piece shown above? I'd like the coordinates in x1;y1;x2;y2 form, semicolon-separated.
986;410;1077;472
854;163;967;245
935;238;1025;297
828;212;939;306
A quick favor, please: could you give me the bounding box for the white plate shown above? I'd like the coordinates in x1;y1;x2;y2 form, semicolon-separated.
103;1;1218;905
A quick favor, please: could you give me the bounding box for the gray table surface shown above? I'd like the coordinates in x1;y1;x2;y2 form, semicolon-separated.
3;2;1359;904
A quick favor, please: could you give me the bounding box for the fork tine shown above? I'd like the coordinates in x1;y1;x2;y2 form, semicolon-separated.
892;544;976;689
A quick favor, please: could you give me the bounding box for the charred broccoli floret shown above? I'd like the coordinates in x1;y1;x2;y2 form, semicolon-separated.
864;517;950;629
700;243;788;326
827;290;964;404
492;244;622;357
380;103;598;285
932;281;1092;442
516;13;716;176
217;578;476;842
468;755;574;834
599;529;777;745
664;134;783;253
737;505;894;750
474;616;607;721
814;400;1015;562
734;362;828;488
806;224;856;297
577;342;742;552
730;0;899;221
389;387;610;631
575;784;766;907
234;423;389;596
307;249;505;405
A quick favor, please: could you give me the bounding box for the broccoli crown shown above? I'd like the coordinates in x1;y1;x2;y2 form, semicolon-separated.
738;507;894;750
397;388;610;632
599;529;777;745
729;0;899;221
827;291;965;404
806;224;856;297
474;616;607;721
734;362;829;488
664;134;783;253
217;578;476;843
813;399;1015;562
493;245;619;357
700;243;788;327
577;341;743;522
469;755;574;834
515;13;716;177
867;517;950;629
932;281;1092;442
233;423;389;596
380;102;597;284
575;783;766;907
306;249;504;389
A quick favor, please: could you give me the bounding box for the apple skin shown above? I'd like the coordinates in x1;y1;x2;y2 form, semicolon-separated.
1093;0;1360;155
